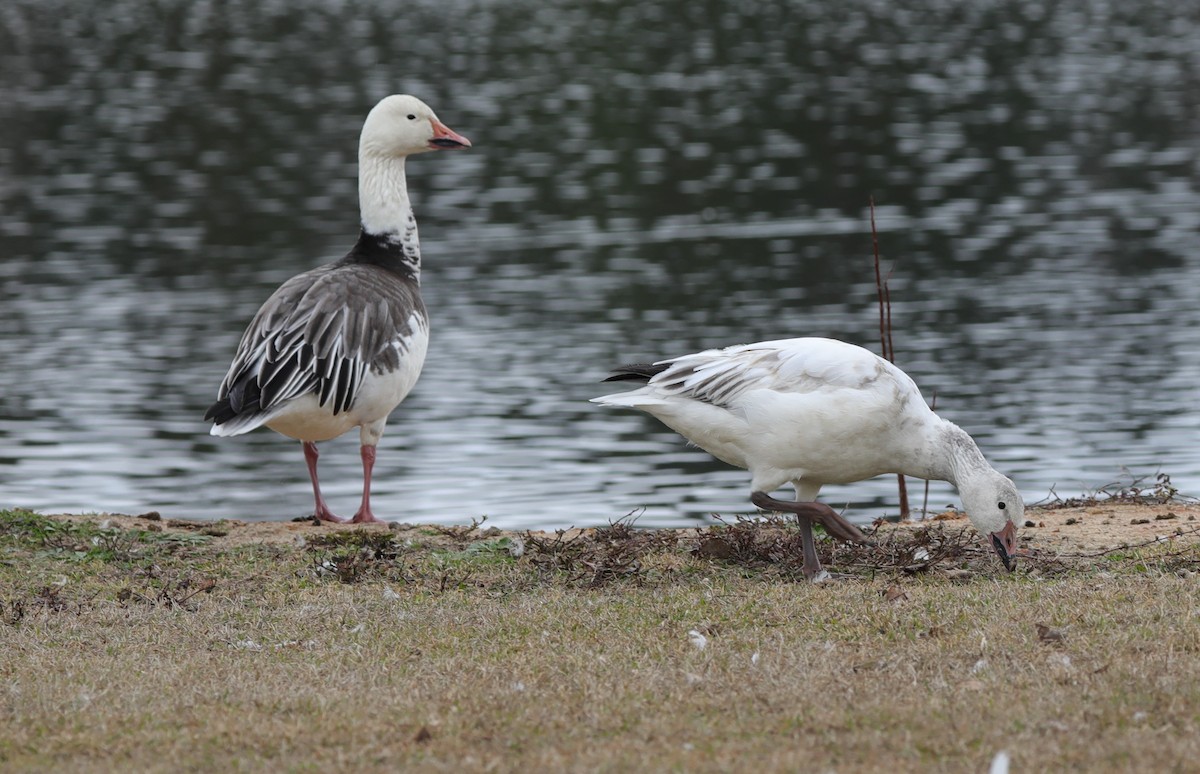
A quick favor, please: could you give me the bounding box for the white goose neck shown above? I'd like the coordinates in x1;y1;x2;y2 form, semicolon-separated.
358;153;420;276
930;420;993;488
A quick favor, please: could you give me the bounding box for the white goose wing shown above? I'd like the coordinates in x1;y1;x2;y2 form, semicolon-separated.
649;337;907;408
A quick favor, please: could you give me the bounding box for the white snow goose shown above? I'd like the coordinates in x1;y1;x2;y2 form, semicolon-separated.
593;337;1023;580
205;95;471;524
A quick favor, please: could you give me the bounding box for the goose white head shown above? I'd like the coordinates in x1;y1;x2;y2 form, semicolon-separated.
958;470;1023;571
359;94;471;158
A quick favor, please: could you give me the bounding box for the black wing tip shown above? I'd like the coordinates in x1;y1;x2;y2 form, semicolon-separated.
204;399;234;425
205;376;264;426
602;362;669;383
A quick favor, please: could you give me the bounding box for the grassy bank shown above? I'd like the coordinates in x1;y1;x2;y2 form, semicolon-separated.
2;504;1199;772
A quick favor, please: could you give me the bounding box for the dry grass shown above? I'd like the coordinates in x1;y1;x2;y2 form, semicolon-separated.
2;507;1200;773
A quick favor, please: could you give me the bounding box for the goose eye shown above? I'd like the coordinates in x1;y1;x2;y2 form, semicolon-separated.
407;114;417;120
998;502;1007;510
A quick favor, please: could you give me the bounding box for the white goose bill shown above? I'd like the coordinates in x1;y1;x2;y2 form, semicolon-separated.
428;119;471;149
989;521;1019;572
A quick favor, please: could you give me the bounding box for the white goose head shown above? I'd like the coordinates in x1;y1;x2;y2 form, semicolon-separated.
958;469;1024;570
359;94;471;159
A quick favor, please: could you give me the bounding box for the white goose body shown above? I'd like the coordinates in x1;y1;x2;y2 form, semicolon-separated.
594;337;1023;578
615;338;941;488
206;95;470;523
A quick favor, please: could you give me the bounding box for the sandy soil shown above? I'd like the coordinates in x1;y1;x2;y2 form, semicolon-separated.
54;500;1200;554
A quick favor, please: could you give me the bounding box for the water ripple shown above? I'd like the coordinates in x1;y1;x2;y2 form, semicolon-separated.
1;0;1197;527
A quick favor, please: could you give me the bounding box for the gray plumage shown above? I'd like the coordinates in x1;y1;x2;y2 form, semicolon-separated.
206;260;424;434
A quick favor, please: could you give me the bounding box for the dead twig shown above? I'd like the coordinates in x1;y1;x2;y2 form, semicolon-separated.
522;515;676;587
870;196;909;519
1035;472;1195;510
922;391;937;518
428;515;489;542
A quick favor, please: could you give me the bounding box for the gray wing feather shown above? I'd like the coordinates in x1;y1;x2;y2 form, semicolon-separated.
649;350;783;408
216;264;423;417
646;339;899;409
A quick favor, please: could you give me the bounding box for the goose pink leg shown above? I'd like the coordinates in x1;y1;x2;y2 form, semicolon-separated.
349;445;385;524
303;441;343;522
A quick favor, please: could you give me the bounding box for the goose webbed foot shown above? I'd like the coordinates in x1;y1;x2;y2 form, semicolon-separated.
349;509;387;525
313;504;345;523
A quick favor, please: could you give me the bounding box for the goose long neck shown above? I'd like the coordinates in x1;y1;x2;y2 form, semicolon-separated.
357;152;421;280
921;418;993;487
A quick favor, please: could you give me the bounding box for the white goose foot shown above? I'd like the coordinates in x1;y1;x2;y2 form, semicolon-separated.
808;568;833;584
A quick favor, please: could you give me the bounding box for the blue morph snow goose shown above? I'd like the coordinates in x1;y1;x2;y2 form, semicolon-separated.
206;95;471;523
593;337;1023;580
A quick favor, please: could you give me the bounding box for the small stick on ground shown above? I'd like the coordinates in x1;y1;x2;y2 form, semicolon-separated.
923;390;937;518
870;197;888;361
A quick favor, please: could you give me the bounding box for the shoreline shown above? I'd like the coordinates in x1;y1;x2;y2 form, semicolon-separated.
45;499;1200;554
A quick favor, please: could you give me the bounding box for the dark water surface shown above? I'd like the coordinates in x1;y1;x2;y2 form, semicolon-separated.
2;0;1198;528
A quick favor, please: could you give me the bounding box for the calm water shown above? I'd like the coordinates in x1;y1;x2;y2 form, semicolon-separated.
1;0;1198;529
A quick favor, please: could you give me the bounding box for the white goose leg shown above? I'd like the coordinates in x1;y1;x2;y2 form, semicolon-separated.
349;420;388;525
303;442;343;523
749;482;869;582
793;481;828;582
349;444;384;524
794;518;825;581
